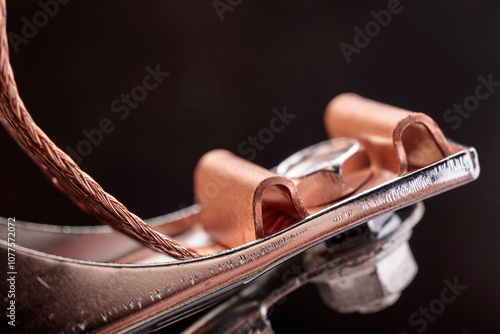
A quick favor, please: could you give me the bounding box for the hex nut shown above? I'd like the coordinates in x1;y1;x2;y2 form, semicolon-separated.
313;241;418;313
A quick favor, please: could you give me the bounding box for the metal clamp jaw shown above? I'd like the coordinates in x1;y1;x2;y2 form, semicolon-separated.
0;94;479;333
183;203;423;333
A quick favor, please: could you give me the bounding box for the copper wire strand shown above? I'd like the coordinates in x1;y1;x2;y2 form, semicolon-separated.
0;0;197;260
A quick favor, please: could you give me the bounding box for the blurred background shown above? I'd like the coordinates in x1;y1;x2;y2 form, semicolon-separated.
1;1;499;333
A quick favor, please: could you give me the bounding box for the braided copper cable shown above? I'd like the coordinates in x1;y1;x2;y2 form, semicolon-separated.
0;1;197;260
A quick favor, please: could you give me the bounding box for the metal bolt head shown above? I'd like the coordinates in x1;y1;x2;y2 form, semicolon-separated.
275;138;372;207
312;239;417;314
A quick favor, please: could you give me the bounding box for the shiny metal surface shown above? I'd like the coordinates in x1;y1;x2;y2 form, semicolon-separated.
183;203;423;333
310;229;417;314
0;146;479;333
275;138;361;178
275;138;372;207
0;206;200;262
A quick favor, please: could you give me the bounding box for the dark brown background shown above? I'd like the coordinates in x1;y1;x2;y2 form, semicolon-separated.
2;1;499;333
